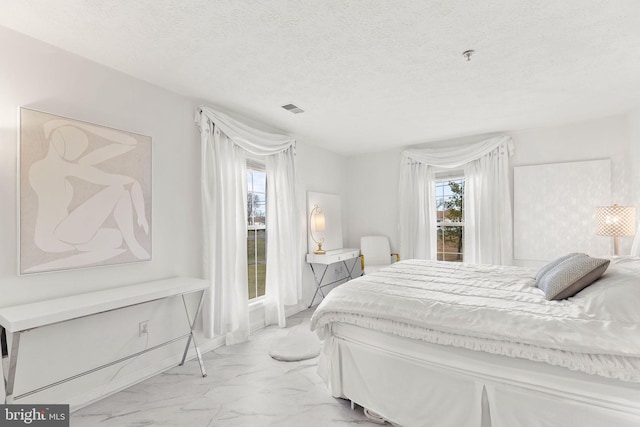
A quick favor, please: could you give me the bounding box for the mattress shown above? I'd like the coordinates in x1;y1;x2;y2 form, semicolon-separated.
310;258;640;382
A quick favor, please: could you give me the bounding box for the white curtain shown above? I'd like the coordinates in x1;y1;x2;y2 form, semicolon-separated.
400;136;513;265
399;157;436;260
199;118;249;344
200;107;295;155
265;147;301;327
197;106;300;342
463;142;513;265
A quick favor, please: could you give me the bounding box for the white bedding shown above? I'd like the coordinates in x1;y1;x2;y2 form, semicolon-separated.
310;259;640;382
321;323;640;427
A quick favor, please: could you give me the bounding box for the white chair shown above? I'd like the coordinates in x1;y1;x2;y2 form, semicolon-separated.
360;235;400;275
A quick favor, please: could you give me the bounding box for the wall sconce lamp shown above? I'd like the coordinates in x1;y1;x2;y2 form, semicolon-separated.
309;204;326;254
596;204;636;256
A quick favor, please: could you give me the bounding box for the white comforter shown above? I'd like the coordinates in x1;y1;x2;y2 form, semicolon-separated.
310;259;640;382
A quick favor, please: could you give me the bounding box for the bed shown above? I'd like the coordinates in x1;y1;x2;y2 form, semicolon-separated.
309;258;640;427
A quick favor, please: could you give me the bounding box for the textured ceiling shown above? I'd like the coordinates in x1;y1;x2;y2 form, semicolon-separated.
1;0;639;155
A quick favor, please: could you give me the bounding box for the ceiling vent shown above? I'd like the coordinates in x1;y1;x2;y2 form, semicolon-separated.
282;104;305;114
462;49;475;62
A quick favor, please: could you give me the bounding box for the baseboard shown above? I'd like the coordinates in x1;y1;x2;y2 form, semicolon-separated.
249;300;310;333
198;334;226;355
286;301;309;317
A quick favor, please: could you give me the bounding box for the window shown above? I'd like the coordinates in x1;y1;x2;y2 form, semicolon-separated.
247;165;266;299
435;176;464;262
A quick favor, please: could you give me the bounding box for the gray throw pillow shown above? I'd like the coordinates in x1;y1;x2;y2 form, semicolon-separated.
537;255;610;300
535;253;586;283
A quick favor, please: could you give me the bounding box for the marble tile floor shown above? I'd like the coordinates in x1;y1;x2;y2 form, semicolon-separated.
72;309;379;426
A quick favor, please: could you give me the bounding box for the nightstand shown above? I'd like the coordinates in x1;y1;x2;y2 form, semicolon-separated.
306;248;360;307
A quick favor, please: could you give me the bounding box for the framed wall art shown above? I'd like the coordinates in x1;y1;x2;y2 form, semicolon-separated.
19;108;152;274
513;159;610;263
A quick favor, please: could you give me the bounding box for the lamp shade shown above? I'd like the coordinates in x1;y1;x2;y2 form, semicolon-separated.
314;212;326;232
595;205;636;237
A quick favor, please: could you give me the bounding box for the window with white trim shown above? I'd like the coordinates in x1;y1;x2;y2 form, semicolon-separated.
435;175;465;262
246;164;266;299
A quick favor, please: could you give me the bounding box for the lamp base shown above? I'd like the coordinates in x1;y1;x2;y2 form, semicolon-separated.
314;243;326;254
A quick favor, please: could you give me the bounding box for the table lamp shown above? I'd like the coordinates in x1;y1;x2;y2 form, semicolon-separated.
309;204;326;254
596;204;636;256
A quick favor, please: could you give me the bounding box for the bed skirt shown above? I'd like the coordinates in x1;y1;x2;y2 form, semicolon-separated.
319;323;640;427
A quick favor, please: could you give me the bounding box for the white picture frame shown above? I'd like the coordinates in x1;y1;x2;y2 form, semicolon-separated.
513;159;611;262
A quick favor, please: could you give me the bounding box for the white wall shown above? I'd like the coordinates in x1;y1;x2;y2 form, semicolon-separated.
346;114;638;264
627;107;640;203
626;107;640;255
0;27;204;407
509;115;632;206
509;115;633;265
346;148;402;254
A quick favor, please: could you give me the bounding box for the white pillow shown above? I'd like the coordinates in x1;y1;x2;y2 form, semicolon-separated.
536;254;609;300
535;253;585;282
608;256;640;270
573;263;640;324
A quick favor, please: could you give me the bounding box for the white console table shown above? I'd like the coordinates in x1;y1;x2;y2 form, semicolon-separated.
306;248;360;307
0;276;208;403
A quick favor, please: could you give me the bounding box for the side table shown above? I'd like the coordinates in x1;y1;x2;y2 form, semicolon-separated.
306;248;360;307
